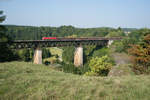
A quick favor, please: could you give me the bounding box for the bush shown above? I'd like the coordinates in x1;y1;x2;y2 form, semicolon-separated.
85;55;112;76
92;47;115;66
17;49;34;62
78;64;90;75
44;61;50;65
61;63;90;75
114;41;124;52
43;56;59;65
92;47;109;57
62;63;81;74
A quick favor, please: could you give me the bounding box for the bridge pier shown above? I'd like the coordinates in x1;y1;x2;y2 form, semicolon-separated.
74;46;83;67
107;40;114;47
33;48;42;64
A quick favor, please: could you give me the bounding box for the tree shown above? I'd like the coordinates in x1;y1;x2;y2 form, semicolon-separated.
92;47;109;57
62;46;75;64
117;27;122;32
0;11;14;62
0;11;7;42
0;11;5;23
42;48;51;59
22;49;30;62
106;31;125;37
128;34;150;74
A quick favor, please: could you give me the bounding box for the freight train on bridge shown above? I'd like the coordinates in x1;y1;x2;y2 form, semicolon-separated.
42;37;122;41
5;37;122;49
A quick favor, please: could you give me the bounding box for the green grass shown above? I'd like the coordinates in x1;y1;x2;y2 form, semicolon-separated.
1;62;150;100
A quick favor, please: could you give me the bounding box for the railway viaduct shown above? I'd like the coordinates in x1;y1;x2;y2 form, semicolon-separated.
4;37;122;67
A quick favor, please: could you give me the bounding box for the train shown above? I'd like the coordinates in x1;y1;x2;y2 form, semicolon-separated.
42;37;122;40
42;37;57;40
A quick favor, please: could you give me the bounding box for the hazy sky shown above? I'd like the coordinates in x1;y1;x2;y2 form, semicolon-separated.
0;0;150;28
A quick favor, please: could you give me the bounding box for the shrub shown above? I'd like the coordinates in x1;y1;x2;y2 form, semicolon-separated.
92;47;109;57
114;41;124;52
85;55;112;76
17;49;34;62
62;63;81;74
43;56;59;65
92;48;115;66
78;64;90;75
44;61;51;65
61;63;90;75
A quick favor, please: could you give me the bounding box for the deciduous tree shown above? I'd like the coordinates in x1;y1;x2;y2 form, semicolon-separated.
128;34;150;74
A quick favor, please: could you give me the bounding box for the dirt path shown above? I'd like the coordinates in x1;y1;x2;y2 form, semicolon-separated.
108;49;133;76
111;52;131;66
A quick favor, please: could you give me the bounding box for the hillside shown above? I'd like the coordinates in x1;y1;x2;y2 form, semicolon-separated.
0;62;150;100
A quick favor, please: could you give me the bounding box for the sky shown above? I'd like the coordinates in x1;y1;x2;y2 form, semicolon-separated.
0;0;150;28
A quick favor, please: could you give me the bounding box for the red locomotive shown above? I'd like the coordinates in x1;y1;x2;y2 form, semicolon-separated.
42;37;57;40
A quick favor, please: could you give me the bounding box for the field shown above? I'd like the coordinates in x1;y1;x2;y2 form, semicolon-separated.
0;62;150;100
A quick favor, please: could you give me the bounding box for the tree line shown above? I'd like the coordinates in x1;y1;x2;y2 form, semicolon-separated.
4;25;126;40
114;28;150;74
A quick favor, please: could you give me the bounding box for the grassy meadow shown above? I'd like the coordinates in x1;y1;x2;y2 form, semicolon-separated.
0;62;150;100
